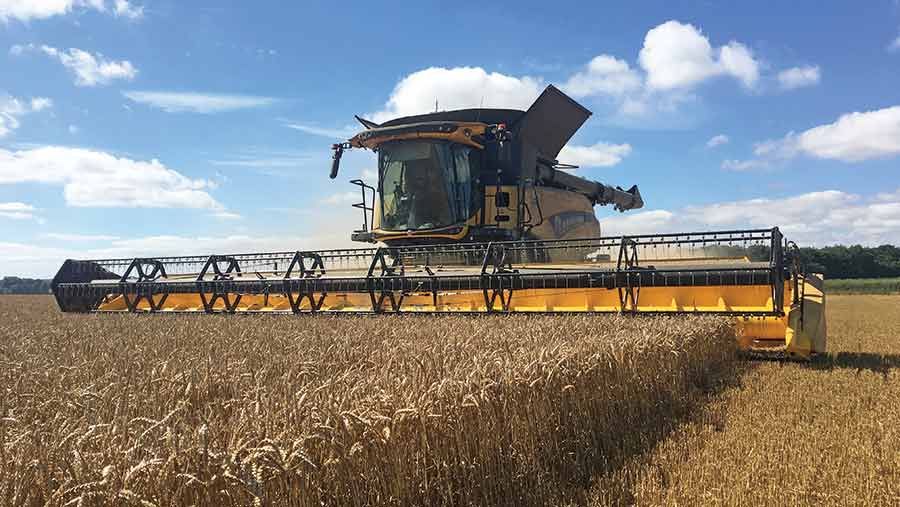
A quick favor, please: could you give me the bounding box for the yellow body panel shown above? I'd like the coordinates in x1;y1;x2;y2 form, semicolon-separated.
525;187;601;240
483;185;520;231
96;273;827;358
350;122;489;150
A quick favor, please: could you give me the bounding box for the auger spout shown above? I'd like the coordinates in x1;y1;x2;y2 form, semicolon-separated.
533;163;643;211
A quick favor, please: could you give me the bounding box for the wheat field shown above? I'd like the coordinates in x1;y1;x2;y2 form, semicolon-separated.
1;295;897;506
587;295;900;506
0;296;737;506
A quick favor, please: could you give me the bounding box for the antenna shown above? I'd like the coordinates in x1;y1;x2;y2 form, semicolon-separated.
434;99;439;113
476;96;485;123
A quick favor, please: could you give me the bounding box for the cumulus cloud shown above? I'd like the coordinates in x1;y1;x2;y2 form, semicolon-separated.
571;21;762;124
638;21;761;91
706;134;729;148
309;20;795;131
0;146;223;209
717;41;760;89
1;227;361;277
30;97;52;111
597;209;675;236
14;45;137;86
211;210;242;220
285;123;356;139
562;55;642;98
558;142;632;167
360;168;377;184
0;202;36;220
721;158;770;171
0;94;52;137
731;106;900;168
123;91;277;113
370;66;543;123
795;107;900;161
42;233;119;241
777;65;821;90
599;188;900;246
0;0;142;22
321;191;359;205
888;34;900;52
112;0;142;19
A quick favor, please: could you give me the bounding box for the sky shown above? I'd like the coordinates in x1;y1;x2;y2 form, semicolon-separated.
1;0;900;277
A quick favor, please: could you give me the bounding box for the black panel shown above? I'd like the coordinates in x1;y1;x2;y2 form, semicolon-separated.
379;109;524;128
512;85;591;159
51;259;119;312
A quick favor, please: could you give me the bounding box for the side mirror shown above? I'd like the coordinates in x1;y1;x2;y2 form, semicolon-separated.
495;191;510;208
330;144;344;179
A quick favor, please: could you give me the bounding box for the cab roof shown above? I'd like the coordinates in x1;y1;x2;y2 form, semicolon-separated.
378;109;525;128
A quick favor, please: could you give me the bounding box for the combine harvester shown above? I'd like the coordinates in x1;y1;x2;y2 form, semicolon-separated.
52;86;826;357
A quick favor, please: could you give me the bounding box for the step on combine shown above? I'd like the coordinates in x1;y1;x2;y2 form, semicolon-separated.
52;85;826;358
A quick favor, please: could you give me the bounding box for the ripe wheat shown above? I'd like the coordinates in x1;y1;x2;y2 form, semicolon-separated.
0;296;737;506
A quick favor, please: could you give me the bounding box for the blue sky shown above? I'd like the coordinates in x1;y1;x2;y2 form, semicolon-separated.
2;0;900;276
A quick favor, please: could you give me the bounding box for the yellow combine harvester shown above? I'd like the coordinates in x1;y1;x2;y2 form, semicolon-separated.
52;86;826;358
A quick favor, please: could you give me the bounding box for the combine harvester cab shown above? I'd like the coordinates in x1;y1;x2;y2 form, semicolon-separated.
51;85;825;357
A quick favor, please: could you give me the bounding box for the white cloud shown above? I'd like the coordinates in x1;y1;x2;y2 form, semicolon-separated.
721;158;770;171
795;107;900;162
321;191;359;205
211;210;242;220
706;134;729;148
43;233;119;241
360;168;377;184
599;188;900;246
597;209;675;236
30;97;52;111
558;142;632;167
0;146;223;209
371;66;543;123
68;125;79;134
0;204;365;277
16;45;137;86
0;202;36;220
0;242;74;277
0;0;141;22
112;0;142;19
638;20;761;91
1;230;360;277
365;21;769;129
888;34;900;52
563;21;762;125
777;65;821;90
562;55;642;98
123;91;276;113
210;157;310;169
285;123;356;139
0;94;52;137
738;106;900;167
718;41;760;89
722;106;900;170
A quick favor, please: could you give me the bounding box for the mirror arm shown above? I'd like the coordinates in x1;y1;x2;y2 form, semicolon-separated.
330;143;352;179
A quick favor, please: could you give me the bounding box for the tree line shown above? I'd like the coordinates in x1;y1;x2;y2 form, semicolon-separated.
0;277;52;294
671;243;900;280
800;244;900;279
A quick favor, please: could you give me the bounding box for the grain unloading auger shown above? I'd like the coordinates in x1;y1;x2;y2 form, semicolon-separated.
51;85;826;357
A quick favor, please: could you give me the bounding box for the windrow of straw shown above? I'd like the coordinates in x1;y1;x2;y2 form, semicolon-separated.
0;296;737;506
